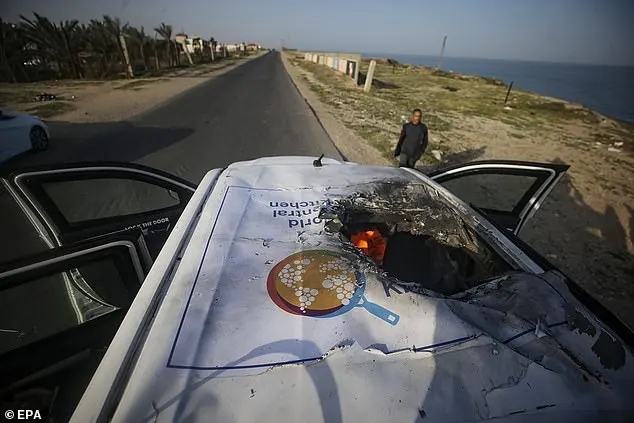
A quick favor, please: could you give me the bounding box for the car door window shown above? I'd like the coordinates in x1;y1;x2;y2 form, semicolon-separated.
1;259;124;355
0;185;50;264
0;235;146;422
0;240;143;355
42;177;181;224
429;161;569;235
4;163;196;259
439;173;540;213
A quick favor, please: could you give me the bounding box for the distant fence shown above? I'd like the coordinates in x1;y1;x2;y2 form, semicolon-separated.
303;52;361;85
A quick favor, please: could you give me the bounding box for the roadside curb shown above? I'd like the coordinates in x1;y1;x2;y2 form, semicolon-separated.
280;53;391;166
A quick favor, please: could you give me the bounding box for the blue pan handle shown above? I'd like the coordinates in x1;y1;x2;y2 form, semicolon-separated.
359;296;400;326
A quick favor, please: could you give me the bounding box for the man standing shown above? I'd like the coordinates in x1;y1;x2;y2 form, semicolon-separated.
394;109;429;168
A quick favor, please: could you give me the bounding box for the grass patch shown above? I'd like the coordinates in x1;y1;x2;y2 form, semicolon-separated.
43;80;107;87
481;76;506;86
520;100;600;124
431;69;455;79
424;114;452;132
25;101;76;118
527;101;568;112
0;89;40;106
347;123;396;162
309;83;324;93
114;78;169;90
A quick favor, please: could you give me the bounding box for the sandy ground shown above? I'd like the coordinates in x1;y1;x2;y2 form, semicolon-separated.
283;52;634;330
0;56;259;126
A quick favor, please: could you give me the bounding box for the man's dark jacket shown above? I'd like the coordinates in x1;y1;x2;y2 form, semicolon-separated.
394;122;429;158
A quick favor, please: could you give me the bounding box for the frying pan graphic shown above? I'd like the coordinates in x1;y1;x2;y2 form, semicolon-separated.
267;250;400;326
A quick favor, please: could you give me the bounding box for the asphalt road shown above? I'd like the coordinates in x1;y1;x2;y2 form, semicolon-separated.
4;51;341;183
135;51;341;182
0;51;342;262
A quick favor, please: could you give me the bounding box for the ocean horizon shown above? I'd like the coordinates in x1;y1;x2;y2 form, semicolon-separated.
357;52;634;124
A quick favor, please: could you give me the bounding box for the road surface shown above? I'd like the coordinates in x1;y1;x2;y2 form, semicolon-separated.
6;51;341;182
0;51;342;262
135;51;341;182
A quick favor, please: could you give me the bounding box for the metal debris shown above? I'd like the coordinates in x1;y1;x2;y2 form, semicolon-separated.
31;92;58;102
319;182;510;295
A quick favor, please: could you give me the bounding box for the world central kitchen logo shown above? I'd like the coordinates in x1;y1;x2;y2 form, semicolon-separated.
267;250;400;326
268;200;327;228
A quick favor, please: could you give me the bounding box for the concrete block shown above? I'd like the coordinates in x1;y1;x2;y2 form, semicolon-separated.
364;60;377;92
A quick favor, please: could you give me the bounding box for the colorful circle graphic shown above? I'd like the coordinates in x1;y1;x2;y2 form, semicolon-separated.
267;250;400;325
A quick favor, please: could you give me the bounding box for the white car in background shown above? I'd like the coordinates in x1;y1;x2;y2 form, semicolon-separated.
0;111;50;163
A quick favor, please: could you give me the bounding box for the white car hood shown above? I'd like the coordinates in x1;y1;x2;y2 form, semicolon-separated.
74;158;634;423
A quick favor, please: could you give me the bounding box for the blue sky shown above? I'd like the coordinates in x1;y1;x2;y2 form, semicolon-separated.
3;0;633;65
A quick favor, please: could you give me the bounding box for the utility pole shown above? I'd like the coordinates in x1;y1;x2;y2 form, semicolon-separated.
437;35;447;70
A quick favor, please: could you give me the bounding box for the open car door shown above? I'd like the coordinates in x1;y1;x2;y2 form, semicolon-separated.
0;231;149;422
2;162;196;259
428;160;569;235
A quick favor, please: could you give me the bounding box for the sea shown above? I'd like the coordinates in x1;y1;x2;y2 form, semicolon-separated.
361;53;634;124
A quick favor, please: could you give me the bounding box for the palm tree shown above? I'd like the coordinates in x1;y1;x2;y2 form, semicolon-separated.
2;14;185;82
84;19;119;78
154;22;173;67
125;26;148;71
20;13;83;79
103;15;133;78
59;19;83;78
0;19;23;82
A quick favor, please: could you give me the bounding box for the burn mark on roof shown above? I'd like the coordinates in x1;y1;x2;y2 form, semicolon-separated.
320;182;511;296
592;331;626;370
564;304;597;337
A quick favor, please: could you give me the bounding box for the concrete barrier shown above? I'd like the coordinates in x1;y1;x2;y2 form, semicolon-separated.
303;51;361;85
363;60;377;93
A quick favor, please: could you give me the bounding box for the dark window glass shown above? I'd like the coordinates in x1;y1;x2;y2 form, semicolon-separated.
0;259;128;355
42;178;180;223
440;173;538;212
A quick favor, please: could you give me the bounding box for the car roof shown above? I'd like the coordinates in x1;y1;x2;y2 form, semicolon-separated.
72;158;634;422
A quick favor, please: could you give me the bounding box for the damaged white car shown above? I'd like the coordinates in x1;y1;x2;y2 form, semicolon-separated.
0;157;633;422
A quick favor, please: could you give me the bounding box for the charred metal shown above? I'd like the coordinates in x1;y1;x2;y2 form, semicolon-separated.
320;182;510;295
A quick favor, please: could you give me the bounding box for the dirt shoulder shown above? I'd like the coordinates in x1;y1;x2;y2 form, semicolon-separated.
281;54;389;165
0;55;261;125
283;51;634;329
